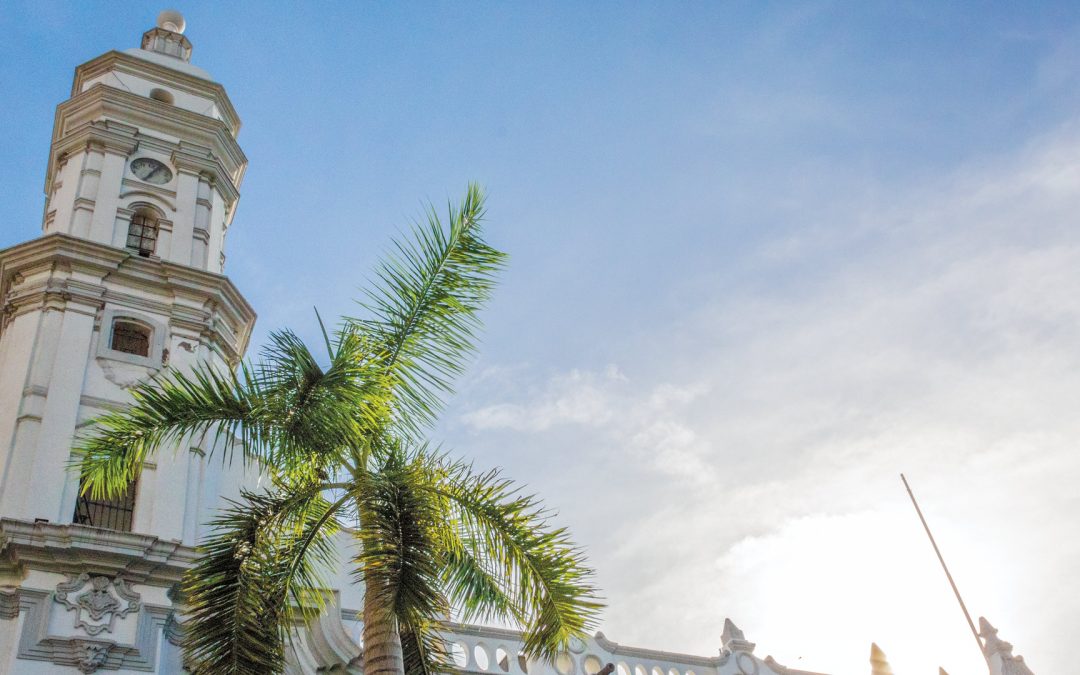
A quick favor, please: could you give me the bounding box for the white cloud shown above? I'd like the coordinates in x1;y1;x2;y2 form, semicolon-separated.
461;367;713;482
450;124;1080;674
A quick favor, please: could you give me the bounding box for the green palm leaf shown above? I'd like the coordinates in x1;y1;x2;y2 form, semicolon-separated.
352;182;507;436
183;487;344;674
434;459;603;660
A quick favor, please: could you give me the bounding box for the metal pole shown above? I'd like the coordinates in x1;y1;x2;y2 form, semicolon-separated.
900;473;986;663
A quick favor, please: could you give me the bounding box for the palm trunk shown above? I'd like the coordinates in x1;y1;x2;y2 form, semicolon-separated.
362;573;404;675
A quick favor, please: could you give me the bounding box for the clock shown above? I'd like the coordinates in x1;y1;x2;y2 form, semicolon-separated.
129;157;173;184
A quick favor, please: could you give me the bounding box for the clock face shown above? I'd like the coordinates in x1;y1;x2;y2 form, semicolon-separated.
129;157;173;184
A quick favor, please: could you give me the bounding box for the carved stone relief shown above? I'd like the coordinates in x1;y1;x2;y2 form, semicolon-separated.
55;573;141;635
75;640;111;673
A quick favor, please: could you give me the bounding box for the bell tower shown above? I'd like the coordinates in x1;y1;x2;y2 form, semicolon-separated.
0;13;256;672
42;10;244;274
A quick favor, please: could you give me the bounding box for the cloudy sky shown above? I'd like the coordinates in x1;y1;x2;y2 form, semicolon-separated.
3;2;1079;673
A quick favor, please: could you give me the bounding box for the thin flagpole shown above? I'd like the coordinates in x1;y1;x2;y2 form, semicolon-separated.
900;473;986;663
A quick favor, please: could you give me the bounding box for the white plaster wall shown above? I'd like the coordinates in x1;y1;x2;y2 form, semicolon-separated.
80;71;220;121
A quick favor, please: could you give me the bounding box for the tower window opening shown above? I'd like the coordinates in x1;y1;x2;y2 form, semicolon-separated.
126;213;158;257
149;87;174;104
111;320;151;357
73;479;137;532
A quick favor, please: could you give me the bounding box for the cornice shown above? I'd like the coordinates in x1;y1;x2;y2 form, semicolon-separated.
47;84;246;202
52;119;140;162
0;234;256;358
171;142;240;205
72;50;241;135
0;518;197;586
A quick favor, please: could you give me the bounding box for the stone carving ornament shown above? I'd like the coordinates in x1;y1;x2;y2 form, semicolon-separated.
55;573;141;636
76;640;111;673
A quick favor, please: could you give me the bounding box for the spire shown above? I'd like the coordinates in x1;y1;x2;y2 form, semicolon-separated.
140;10;192;62
869;643;894;675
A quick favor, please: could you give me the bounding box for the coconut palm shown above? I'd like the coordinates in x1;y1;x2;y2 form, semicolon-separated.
74;185;602;675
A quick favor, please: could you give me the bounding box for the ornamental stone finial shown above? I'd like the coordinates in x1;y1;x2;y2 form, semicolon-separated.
870;643;894;675
157;10;186;34
142;10;192;61
978;617;1035;675
721;618;755;655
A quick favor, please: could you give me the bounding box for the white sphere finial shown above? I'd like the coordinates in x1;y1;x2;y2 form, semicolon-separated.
157;9;186;34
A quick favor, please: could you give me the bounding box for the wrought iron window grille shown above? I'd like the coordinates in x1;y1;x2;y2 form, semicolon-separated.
73;480;137;532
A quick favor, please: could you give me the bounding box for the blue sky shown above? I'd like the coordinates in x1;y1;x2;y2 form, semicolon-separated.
4;3;1080;673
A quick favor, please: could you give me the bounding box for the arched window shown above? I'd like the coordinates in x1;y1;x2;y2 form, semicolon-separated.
126;212;159;257
110;320;151;357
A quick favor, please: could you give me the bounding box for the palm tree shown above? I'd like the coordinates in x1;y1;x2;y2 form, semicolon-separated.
74;185;602;675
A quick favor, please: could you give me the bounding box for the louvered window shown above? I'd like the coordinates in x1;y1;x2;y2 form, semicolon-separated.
111;321;151;357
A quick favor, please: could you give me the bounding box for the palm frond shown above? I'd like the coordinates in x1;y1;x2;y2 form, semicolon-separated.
73;360;269;500
74;327;387;500
350;183;507;436
432;458;604;661
353;447;450;624
400;615;451;675
254;327;388;475
183;487;344;675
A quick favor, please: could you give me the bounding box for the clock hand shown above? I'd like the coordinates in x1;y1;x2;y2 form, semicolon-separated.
148;166;164;182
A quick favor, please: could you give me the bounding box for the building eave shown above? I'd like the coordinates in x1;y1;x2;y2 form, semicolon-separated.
0;518;197;586
72;50;241;135
0;233;256;361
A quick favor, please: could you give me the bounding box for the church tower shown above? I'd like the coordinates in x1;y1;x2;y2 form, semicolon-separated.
0;11;256;673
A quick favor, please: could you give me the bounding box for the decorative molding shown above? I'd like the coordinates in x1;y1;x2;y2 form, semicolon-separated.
53;83;244;183
0;519;197;585
0;234;255;359
0;587;19;619
14;585;176;673
72;50;242;134
721;618;756;655
79;393;127;412
120;184;179;211
591;630;718;668
75;639;112;673
760;656;827;675
171;142;240;206
55;573;142;636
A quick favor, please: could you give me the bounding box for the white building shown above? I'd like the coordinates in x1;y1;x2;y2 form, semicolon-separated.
0;11;1027;675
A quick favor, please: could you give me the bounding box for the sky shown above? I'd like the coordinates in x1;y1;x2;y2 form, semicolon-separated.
2;2;1079;673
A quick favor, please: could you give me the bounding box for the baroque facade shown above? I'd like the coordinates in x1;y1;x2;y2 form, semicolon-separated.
0;11;1028;675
